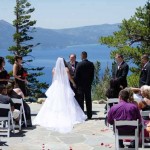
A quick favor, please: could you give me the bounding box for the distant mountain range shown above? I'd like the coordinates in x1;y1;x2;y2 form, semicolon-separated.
0;20;120;50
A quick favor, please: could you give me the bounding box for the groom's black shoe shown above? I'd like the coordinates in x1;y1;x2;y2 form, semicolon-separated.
87;116;92;120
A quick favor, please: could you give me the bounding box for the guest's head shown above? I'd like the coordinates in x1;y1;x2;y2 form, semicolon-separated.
124;87;134;103
109;79;120;89
0;84;7;95
69;54;76;63
0;57;5;68
119;89;129;102
141;54;149;65
140;85;150;99
6;81;17;95
115;53;124;63
81;51;87;60
14;55;23;64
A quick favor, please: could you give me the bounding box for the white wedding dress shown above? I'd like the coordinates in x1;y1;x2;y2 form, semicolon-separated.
33;57;87;133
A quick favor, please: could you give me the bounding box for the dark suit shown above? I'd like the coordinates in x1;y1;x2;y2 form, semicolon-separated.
74;59;94;119
67;61;78;77
112;61;129;89
139;61;150;87
67;61;78;97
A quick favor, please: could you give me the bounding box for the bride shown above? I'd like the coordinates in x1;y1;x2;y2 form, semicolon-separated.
33;57;87;133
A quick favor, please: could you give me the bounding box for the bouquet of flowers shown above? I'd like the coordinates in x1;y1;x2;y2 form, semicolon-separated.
22;69;28;78
6;74;10;79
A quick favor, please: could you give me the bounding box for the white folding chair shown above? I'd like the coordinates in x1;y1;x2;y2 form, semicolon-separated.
106;98;119;127
141;111;150;148
114;119;139;150
0;103;15;137
11;98;27;130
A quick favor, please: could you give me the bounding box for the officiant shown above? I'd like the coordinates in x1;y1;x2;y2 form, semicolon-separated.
67;54;78;96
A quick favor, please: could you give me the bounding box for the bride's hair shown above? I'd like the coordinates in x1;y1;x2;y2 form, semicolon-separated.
52;57;70;86
63;58;68;67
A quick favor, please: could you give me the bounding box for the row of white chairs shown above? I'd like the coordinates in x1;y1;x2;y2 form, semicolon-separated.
106;98;150;149
115;119;139;150
0;98;27;137
0;103;14;137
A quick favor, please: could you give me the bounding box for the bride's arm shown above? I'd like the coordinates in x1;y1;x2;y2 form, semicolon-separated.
130;87;141;93
66;68;76;87
52;68;55;78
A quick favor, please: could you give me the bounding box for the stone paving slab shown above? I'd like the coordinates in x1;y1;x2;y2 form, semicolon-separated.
0;103;144;150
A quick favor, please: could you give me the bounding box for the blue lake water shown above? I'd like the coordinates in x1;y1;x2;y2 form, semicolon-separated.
1;44;114;84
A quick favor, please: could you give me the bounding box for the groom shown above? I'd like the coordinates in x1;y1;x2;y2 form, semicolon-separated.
74;51;94;119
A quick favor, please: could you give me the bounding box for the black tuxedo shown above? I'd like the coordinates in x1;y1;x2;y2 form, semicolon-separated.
112;61;129;88
74;59;94;119
139;61;150;87
67;61;78;99
67;61;78;77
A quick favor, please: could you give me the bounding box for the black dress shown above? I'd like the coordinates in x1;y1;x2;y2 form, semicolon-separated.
8;90;32;127
15;64;28;96
0;68;9;85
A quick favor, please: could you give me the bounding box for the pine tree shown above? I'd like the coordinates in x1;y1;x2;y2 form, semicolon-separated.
92;61;111;100
7;0;48;98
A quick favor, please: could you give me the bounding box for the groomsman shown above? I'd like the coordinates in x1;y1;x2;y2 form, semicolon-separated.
112;53;129;89
139;54;150;87
74;51;94;119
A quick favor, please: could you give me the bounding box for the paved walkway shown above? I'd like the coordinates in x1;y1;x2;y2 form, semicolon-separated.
0;103;141;150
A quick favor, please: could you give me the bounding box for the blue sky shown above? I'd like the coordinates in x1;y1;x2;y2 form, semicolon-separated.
0;0;147;29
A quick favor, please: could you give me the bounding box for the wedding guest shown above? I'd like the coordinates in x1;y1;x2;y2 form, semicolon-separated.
108;89;141;148
106;78;121;99
104;79;121;113
138;85;150;112
74;51;94;119
6;82;32;127
124;87;142;103
0;84;20;121
138;85;150;141
0;57;10;85
13;55;28;97
124;87;138;106
112;54;129;89
139;54;150;87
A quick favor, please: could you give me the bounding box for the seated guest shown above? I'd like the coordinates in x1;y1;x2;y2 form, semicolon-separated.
124;87;138;106
104;79;121;112
0;84;20;122
108;89;141;148
0;57;11;85
7;81;25;99
125;87;142;103
6;82;32;127
138;85;150;139
106;78;121;98
138;85;150;112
